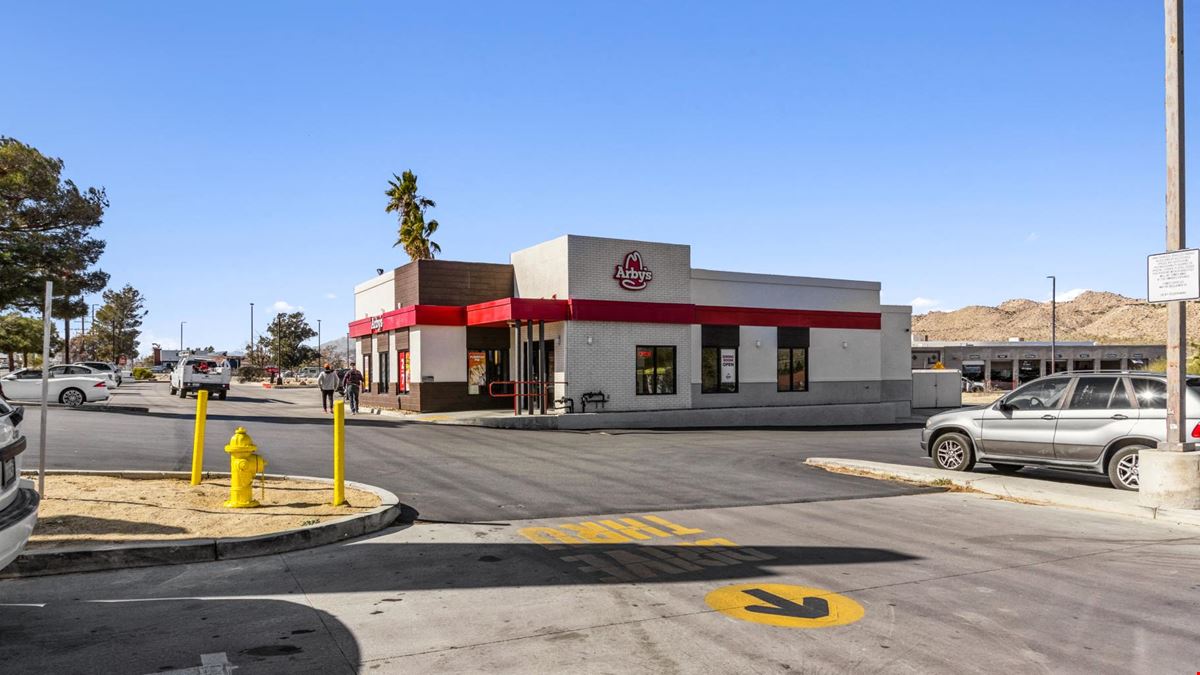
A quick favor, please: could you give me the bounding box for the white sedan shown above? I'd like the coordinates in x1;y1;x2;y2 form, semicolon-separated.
54;364;119;389
0;368;110;407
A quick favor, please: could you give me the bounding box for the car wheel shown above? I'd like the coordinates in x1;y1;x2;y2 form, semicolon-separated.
169;386;177;395
59;388;85;408
218;391;227;400
990;463;1023;474
1108;445;1145;491
932;432;975;471
178;387;187;399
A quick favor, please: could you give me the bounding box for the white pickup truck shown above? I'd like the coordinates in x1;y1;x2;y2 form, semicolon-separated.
169;355;232;400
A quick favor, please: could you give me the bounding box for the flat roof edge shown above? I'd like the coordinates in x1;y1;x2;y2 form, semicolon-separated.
690;268;881;291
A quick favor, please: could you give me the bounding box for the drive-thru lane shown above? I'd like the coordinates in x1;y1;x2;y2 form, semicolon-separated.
2;491;1197;673
21;381;937;522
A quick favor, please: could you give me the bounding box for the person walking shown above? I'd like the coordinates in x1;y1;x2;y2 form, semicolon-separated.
317;364;339;413
343;364;364;414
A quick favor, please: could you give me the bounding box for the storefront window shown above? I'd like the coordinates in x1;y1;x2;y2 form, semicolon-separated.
397;350;410;393
636;346;676;395
777;348;807;392
378;351;389;394
702;347;738;393
468;351;487;395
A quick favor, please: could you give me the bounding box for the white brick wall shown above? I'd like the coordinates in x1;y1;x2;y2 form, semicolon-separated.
412;326;467;383
566;236;691;303
564;320;693;411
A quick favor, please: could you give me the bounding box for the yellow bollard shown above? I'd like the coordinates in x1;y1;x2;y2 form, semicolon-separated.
224;427;266;508
190;390;209;486
332;399;346;505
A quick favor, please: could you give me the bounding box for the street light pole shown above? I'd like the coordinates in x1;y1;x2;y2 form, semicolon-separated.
317;319;322;366
1047;275;1056;374
180;321;186;354
250;302;255;366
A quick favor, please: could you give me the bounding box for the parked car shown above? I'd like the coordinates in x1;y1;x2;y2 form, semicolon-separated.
922;371;1192;491
75;361;122;386
0;390;37;571
0;368;110;407
961;377;985;393
170;356;232;400
150;365;168;374
56;364;119;389
295;367;321;380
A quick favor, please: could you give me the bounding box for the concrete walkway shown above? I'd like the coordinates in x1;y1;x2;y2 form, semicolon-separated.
806;457;1200;528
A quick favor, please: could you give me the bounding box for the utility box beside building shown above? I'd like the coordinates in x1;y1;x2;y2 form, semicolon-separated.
912;369;962;408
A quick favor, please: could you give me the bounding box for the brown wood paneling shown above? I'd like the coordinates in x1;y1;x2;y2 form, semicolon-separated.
359;337;372;354
393;261;420;308
466;327;509;349
394;328;410;350
416;260;514;306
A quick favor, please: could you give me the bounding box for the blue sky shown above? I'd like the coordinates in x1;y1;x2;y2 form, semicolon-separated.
3;2;1187;353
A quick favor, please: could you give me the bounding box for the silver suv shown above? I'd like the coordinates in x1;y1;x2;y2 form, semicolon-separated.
920;372;1198;490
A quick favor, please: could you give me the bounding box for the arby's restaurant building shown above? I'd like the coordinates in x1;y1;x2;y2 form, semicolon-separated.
349;235;912;423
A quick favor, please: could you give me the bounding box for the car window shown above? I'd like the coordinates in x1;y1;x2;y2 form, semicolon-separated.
1067;377;1128;410
1004;379;1070;411
66;366;90;375
15;370;41;380
1132;378;1166;409
48;366;67;375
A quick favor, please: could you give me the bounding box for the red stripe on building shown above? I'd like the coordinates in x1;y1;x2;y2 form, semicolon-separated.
694;305;881;330
354;298;881;334
566;299;696;324
349;305;466;337
465;298;570;326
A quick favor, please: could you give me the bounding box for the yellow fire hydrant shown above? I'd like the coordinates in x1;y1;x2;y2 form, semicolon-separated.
224;426;267;508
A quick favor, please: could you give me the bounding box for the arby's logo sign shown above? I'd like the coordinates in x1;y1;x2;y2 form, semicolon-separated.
613;251;653;291
369;316;384;331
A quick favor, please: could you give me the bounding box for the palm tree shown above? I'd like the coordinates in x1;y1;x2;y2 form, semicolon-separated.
385;171;442;261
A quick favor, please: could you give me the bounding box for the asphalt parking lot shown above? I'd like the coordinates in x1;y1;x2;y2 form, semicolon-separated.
20;381;938;521
6;381;1200;673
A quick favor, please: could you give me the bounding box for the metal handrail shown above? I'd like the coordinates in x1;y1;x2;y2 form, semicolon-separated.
487;380;568;415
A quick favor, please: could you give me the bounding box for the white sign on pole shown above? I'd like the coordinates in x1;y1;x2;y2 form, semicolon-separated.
1148;248;1200;303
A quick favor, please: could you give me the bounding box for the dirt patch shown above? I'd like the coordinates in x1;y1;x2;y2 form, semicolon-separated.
28;474;381;550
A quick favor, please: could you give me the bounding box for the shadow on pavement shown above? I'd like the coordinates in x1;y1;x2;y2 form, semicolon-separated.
0;598;360;675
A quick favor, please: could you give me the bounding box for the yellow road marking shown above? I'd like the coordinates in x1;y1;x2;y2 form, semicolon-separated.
705;583;864;628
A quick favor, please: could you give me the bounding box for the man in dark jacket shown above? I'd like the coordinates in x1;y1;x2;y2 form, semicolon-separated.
343;365;364;414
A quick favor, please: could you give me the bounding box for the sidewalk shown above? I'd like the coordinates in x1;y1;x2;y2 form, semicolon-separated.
805;457;1200;528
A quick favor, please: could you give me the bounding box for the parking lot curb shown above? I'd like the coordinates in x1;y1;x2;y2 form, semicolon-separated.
805;458;1200;529
1;470;406;578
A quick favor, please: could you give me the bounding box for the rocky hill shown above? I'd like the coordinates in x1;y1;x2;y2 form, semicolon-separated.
912;291;1199;344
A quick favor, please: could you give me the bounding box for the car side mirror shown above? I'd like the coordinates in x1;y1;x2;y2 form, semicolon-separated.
10;406;23;427
997;400;1013;412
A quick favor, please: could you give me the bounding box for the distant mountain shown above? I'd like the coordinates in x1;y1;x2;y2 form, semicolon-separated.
912;291;1196;344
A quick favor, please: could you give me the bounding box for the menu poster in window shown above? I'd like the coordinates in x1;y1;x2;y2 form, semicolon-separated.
720;348;736;383
468;351;487;395
398;351;409;392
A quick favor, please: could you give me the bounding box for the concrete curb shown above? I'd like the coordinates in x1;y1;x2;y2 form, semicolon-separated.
2;470;405;578
805;458;1200;528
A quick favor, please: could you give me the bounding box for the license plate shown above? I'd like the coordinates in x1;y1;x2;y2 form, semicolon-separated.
1;458;14;489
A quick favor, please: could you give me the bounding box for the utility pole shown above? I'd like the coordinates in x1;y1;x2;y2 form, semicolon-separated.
250;302;255;366
1143;0;1200;510
317;319;322;366
180;321;186;354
